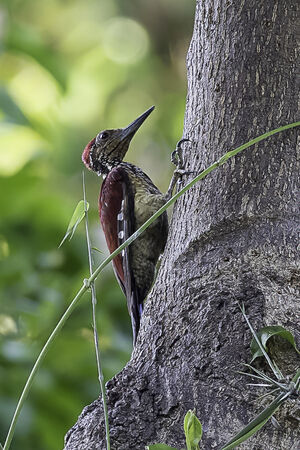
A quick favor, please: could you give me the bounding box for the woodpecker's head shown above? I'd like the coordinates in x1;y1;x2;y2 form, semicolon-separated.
82;106;154;176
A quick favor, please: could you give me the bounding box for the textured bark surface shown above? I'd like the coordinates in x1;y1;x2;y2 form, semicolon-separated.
65;1;300;449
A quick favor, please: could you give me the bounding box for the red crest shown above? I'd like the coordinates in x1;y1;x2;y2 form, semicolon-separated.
82;137;96;169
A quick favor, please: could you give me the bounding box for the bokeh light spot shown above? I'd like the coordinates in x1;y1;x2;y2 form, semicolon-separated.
0;315;17;335
9;60;60;116
101;17;149;64
0;125;42;175
0;235;9;260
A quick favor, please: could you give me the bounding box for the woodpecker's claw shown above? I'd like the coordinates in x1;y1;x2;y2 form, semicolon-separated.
165;138;190;200
171;138;190;169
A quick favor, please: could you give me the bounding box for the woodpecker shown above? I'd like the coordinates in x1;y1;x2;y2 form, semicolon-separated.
82;106;169;346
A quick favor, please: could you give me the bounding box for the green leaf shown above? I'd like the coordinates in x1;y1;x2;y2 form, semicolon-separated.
221;391;289;450
59;200;88;247
240;304;283;380
251;325;300;361
184;410;202;450
145;445;181;450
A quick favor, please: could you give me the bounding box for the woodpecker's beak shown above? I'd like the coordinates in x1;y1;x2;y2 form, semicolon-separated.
120;106;155;142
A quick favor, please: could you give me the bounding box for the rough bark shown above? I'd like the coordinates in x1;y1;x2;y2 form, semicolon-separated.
65;1;299;449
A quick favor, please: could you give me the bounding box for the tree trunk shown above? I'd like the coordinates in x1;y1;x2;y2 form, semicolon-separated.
64;1;299;449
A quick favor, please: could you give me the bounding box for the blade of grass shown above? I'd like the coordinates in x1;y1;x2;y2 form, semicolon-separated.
221;391;290;450
246;383;273;388
243;364;286;390
237;370;270;382
3;121;300;450
240;305;283;380
291;369;300;385
256;388;281;402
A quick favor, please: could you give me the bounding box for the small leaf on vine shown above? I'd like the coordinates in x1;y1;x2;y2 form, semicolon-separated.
251;325;299;362
59;200;89;247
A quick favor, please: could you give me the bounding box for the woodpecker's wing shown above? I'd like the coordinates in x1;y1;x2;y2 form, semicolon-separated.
99;166;141;345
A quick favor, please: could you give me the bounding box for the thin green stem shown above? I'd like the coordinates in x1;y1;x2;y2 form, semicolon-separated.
2;285;86;450
3;120;300;450
83;172;110;450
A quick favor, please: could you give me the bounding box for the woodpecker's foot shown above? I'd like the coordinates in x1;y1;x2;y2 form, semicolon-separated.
165;138;190;200
171;138;190;170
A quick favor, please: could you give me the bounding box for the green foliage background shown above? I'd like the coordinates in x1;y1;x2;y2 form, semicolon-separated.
0;0;194;448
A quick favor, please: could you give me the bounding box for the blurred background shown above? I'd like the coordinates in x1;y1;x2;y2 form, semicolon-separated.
0;0;194;448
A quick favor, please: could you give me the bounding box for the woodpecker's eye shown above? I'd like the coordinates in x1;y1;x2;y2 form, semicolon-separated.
99;131;109;140
96;131;109;146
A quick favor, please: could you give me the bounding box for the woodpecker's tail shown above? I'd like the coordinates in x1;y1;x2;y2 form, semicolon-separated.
129;288;143;346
